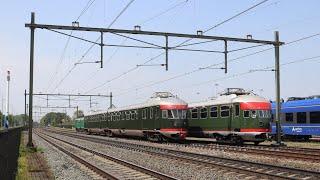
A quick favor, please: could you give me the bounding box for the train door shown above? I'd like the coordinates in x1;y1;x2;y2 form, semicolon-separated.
150;107;155;129
142;108;148;130
231;104;241;131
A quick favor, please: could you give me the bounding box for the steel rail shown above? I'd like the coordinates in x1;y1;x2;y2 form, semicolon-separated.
36;130;177;180
34;131;118;180
45;128;320;180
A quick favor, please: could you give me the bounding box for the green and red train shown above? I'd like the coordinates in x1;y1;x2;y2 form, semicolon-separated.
75;89;272;144
77;92;188;141
188;88;272;145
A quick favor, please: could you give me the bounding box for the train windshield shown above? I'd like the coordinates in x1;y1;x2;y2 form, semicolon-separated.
168;109;187;119
258;110;272;118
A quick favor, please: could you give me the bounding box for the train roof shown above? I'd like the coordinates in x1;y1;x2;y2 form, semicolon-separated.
87;92;187;116
271;98;320;113
189;93;269;108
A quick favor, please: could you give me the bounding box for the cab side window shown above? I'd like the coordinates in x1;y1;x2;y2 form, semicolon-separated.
235;105;240;117
244;110;249;118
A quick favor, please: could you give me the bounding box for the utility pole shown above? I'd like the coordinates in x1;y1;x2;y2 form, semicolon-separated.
24;90;26;126
4;70;10;129
110;92;113;109
273;31;286;147
27;12;35;148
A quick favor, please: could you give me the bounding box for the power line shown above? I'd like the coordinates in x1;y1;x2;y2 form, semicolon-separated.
76;0;97;22
45;0;97;93
50;0;135;93
138;0;189;26
174;55;320;90
112;32;320;97
82;0;267;94
204;0;268;33
70;1;189;94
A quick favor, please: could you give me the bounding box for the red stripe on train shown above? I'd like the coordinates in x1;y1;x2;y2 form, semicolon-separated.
160;105;188;110
240;128;271;132
160;128;188;132
240;102;271;110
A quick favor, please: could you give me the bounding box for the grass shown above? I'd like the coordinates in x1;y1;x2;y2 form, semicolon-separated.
16;135;31;180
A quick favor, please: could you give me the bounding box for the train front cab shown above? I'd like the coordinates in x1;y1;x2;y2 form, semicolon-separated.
236;102;272;143
159;104;188;140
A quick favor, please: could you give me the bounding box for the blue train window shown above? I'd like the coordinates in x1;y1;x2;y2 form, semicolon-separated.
297;112;306;123
310;111;320;123
285;113;293;122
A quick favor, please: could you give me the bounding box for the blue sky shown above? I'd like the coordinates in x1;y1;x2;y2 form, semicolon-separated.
1;0;320;121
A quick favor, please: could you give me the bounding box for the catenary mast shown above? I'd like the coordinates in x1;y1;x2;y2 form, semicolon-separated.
4;70;10;128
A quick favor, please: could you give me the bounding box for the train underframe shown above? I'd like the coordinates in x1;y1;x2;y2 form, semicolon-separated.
83;128;187;142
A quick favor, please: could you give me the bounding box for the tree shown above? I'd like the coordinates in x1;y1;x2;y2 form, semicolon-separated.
72;110;84;119
40;112;71;127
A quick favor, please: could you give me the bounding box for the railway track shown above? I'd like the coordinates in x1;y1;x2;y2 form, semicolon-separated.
43;128;320;180
35;130;176;180
184;143;320;163
52;128;320;163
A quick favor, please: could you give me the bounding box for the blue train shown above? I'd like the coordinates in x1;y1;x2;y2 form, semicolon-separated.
271;96;320;141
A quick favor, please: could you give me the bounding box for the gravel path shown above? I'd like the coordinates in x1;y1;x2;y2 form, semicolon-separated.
33;133;94;180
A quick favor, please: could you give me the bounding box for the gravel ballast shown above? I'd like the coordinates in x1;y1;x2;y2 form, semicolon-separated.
33;133;94;180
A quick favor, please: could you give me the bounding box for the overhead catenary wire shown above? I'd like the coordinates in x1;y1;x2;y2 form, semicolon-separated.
112;32;320;97
70;1;190;94
49;0;135;94
174;55;320;91
45;0;97;93
82;0;268;95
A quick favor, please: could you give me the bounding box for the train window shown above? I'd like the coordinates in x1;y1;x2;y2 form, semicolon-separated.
162;110;168;119
191;108;198;119
285;113;293;122
244;110;249;118
131;110;135;120
210;106;217;118
265;110;271;118
168;110;173;119
220;106;230;118
182;110;187;119
118;113;121;121
126;111;130;120
235;105;240;117
136;110;139;120
121;112;124;120
150;108;153;119
310;111;320;123
297;112;307;123
200;108;208;119
251;110;257;118
142;109;147;119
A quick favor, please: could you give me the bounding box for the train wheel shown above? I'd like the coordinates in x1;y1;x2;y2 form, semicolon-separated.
107;131;113;137
254;141;260;146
